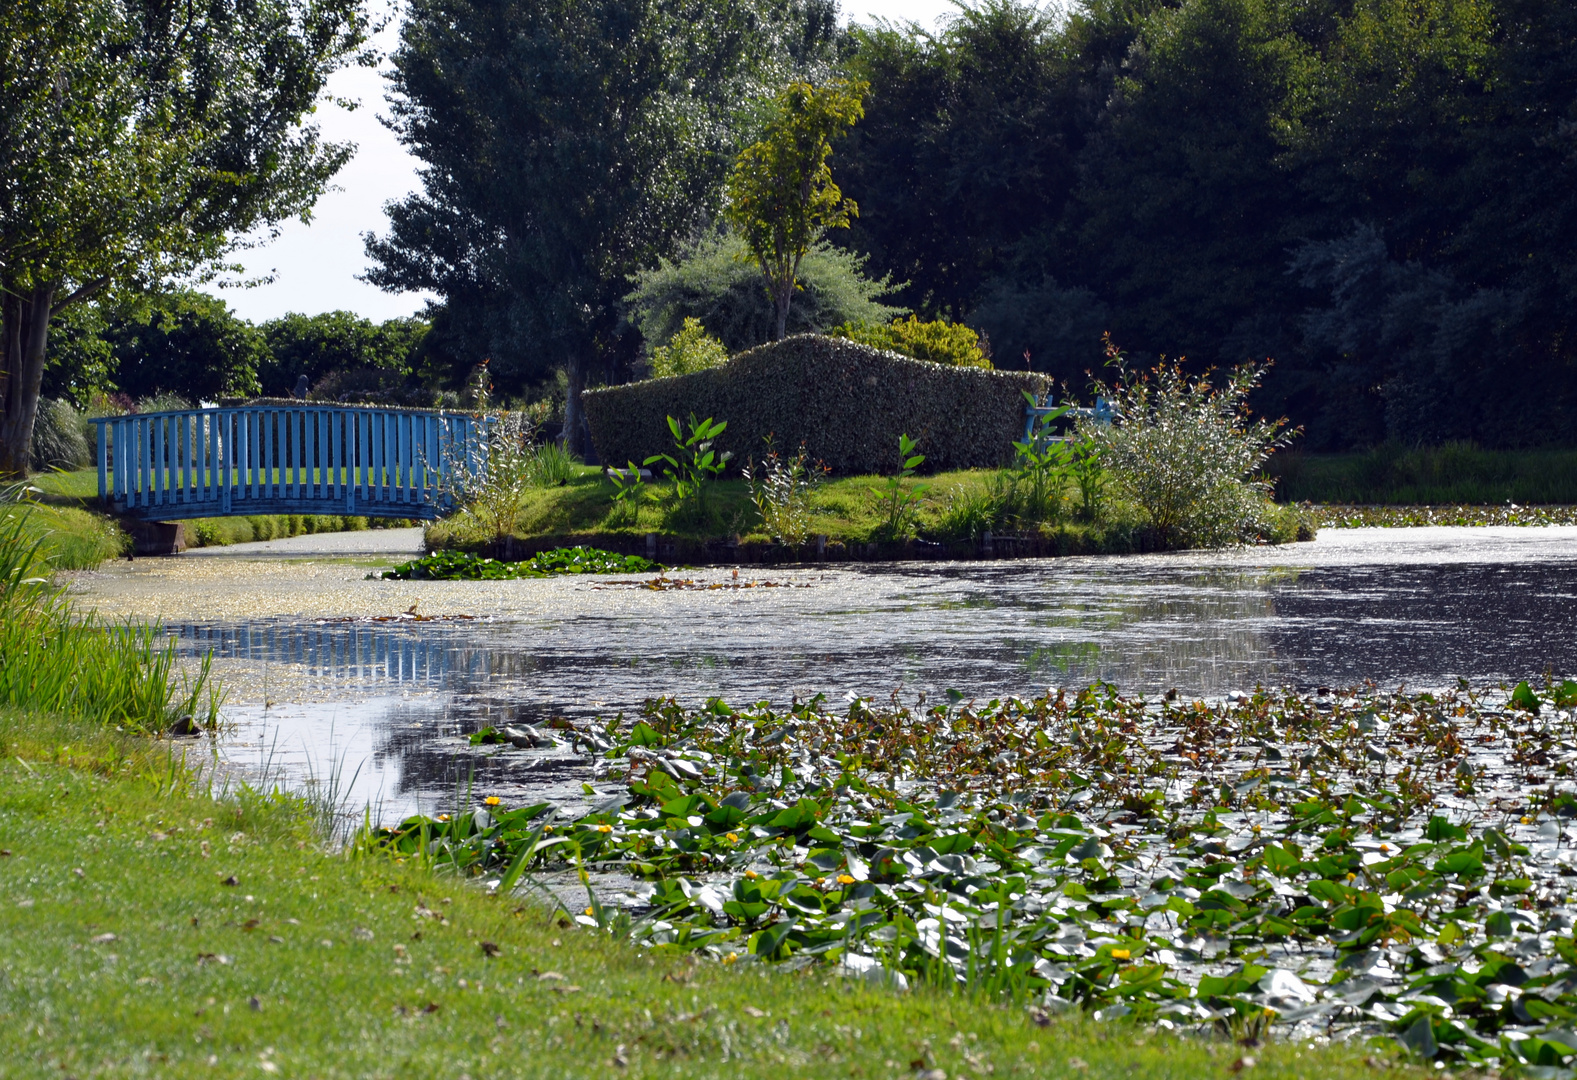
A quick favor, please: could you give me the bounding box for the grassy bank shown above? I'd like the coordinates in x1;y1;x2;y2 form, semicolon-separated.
426;466;1312;559
26;469;413;555
1272;444;1577;504
0;707;1392;1079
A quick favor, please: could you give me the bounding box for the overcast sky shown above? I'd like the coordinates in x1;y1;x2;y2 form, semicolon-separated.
220;1;962;324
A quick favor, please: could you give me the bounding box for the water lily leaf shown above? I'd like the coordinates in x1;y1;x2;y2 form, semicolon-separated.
1399;1014;1439;1058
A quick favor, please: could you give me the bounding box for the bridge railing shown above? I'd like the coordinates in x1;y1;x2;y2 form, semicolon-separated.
90;405;488;520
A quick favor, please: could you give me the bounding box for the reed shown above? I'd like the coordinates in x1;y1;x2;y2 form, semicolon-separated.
0;487;220;733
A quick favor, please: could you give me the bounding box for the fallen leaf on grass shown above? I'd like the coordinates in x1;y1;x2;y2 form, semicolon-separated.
89;933;117;945
220;875;238;887
535;971;566;981
1230;1057;1256;1072
480;941;501;958
742;1006;767;1018
1067;1059;1088;1071
195;953;232;966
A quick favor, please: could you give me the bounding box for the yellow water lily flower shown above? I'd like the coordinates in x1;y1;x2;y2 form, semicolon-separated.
1111;949;1131;960
596;824;613;833
726;832;740;843
837;874;855;885
483;796;501;806
723;953;739;964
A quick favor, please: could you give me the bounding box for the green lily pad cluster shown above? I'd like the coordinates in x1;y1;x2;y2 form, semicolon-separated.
378;547;660;580
364;678;1577;1069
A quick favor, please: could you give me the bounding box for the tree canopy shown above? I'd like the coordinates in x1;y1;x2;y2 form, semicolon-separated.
0;0;369;475
724;78;867;340
831;0;1577;447
365;0;840;453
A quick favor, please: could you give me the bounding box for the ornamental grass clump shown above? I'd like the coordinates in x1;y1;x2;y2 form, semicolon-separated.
1083;338;1296;548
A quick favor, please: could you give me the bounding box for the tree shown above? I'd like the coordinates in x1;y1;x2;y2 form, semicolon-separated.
106;292;265;404
724;78;867;341
366;0;839;455
0;0;368;476
259;311;429;395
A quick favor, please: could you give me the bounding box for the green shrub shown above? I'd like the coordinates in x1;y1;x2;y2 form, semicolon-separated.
1083;346;1296;547
623;232;906;354
584;335;1047;476
647;318;728;379
29;398;92;471
832;316;991;369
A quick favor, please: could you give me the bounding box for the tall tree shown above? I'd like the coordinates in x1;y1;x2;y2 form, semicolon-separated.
724;78;866;340
366;0;838;454
0;0;369;476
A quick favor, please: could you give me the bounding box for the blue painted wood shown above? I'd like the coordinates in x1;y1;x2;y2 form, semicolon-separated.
90;405;486;522
1022;396;1117;448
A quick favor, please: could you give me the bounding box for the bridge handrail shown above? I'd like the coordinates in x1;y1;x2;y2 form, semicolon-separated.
90;404;490;521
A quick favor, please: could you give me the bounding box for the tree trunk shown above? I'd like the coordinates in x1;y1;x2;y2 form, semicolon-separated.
0;286;57;478
562;356;587;460
774;279;791;341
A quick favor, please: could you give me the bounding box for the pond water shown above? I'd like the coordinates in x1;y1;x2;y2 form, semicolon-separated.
68;525;1577;823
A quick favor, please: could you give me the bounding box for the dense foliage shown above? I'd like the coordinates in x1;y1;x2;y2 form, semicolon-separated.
38;296;431;412
584;335;1045;476
0;0;369;475
370;678;1577;1067
364;0;841;453
380;547;660;580
833;316;992;368
624;232;903;356
832;0;1577;449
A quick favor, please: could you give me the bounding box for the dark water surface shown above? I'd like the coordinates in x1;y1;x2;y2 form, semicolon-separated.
175;531;1577;819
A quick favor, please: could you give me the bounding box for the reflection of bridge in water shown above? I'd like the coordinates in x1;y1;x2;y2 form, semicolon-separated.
175;620;494;698
91;404;488;521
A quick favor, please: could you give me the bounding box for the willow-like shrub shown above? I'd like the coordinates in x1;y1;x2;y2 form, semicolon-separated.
1082;346;1296;548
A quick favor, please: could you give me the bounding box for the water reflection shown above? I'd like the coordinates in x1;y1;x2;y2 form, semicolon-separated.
175;555;1577;820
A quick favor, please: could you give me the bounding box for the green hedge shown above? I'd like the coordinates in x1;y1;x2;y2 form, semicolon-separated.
584;335;1048;476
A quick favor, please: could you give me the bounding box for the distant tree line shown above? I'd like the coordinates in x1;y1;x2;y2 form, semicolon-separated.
44;294;431;409
362;0;1577;451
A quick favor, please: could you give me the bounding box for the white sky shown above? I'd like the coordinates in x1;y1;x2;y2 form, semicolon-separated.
220;1;962;324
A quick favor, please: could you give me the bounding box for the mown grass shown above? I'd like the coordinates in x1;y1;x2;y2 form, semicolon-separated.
1271;444;1577;505
0;706;1399;1079
427;466;1312;555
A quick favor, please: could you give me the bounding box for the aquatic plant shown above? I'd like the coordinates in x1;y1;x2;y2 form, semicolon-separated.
366;677;1577;1068
874;433;927;540
742;437;825;548
645;415;731;523
1084;337;1295;547
379;547;659;581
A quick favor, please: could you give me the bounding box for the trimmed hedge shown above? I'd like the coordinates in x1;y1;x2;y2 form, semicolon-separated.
584;335;1048;476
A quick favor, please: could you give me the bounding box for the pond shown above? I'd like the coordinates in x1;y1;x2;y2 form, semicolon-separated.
71;525;1577;822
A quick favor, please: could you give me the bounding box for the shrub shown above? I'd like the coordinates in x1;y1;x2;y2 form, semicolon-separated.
1083;342;1296;548
742;437;825;546
623;232;906;354
832;316;991;369
647;318;728;379
29;398;91;471
584;335;1047;476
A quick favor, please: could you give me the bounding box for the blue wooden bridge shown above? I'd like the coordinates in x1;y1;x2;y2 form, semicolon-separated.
91;404;488;522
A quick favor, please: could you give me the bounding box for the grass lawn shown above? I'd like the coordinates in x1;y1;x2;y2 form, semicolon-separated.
24;469;412;556
0;707;1396;1079
1272;444;1577;505
426;466;1313;556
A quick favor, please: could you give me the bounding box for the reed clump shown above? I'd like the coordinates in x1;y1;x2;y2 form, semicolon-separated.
0;487;219;733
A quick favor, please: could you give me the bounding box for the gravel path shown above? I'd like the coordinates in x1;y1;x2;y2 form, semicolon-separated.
181;526;427;558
